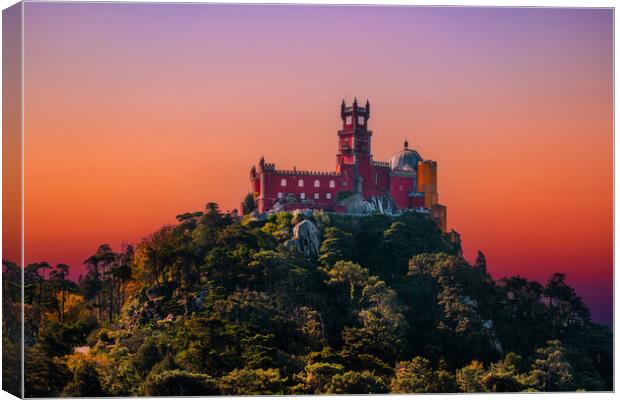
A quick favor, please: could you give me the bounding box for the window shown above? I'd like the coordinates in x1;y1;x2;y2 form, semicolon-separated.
326;193;332;199
345;115;352;125
298;179;304;187
280;179;287;187
314;193;319;200
399;184;403;191
300;192;305;199
375;173;378;184
358;116;365;125
329;180;335;188
314;179;320;188
277;192;283;199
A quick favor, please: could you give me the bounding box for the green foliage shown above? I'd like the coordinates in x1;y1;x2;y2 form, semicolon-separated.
527;340;575;391
293;362;344;394
144;370;219;396
218;368;288;395
16;207;612;395
242;193;257;214
326;370;388;394
62;358;107;397
456;360;486;392
391;356;454;393
319;227;352;267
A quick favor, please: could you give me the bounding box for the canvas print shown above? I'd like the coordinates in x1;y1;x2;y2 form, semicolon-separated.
2;2;613;397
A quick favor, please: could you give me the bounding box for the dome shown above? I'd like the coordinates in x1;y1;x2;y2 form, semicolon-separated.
390;140;423;171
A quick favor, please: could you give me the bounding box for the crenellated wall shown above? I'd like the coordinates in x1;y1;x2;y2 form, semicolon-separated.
254;167;347;212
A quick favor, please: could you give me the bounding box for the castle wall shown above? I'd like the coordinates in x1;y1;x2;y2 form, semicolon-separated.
370;163;391;196
257;169;345;212
409;192;425;209
390;174;416;209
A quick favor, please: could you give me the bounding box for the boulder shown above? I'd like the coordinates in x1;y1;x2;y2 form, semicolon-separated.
292;219;321;256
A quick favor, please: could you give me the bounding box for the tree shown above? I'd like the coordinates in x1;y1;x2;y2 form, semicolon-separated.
390;356;454;393
527;340;574;391
242;193;257;214
293;362;344;394
456;360;485;393
543;273;590;336
319;227;352;267
143;370;219;396
218;368;287;395
49;264;70;323
383;221;412;277
62;356;107;397
84;245;118;322
474;251;487;273
326;370;388;394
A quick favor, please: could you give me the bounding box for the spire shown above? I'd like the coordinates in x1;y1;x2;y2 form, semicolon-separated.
365;99;370;119
404;139;409;149
353;97;358;107
341;99;346;118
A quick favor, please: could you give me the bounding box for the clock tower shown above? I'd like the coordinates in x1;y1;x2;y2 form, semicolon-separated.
336;98;372;194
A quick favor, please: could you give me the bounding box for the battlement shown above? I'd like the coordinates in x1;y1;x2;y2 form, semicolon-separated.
272;169;340;176
390;169;416;177
372;160;391;168
419;159;437;166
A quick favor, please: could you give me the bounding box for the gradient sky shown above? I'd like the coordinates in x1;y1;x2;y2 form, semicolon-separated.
20;4;612;324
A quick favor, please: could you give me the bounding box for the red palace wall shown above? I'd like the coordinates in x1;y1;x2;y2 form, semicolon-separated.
370;163;391;197
258;170;346;211
390;174;416;209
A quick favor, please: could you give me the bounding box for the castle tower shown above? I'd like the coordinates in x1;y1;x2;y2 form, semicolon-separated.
336;98;373;195
417;160;438;208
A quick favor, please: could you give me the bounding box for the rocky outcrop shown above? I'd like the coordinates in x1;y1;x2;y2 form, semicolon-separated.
338;192;398;215
288;219;321;256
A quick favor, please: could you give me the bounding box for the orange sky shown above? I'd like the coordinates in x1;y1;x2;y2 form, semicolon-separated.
16;4;613;323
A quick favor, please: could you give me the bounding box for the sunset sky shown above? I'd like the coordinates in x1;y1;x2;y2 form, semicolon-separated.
16;4;612;324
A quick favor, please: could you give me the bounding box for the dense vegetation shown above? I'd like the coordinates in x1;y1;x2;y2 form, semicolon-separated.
3;202;612;396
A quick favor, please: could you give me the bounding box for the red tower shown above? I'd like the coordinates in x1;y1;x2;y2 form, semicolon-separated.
336;98;373;196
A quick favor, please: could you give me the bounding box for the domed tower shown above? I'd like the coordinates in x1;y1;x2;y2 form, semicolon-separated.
390;140;423;172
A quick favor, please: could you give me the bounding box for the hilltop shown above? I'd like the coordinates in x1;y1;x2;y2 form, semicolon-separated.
4;203;612;396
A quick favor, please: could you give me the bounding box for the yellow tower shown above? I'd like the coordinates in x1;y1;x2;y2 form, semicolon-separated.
417;160;438;208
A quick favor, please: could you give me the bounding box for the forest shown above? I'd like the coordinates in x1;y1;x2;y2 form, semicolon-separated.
2;200;613;396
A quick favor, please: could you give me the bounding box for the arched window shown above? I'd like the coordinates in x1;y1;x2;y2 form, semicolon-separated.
326;193;332;199
314;193;319;200
300;192;305;199
329;180;335;188
314;179;320;188
277;192;283;199
298;179;304;187
280;179;287;187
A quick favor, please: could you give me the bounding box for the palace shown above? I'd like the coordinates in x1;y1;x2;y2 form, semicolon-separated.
249;99;447;232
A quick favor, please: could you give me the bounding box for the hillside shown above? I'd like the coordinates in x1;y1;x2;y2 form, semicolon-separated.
4;203;613;396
